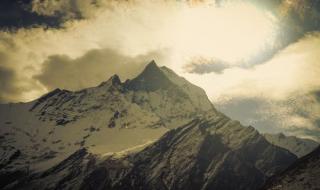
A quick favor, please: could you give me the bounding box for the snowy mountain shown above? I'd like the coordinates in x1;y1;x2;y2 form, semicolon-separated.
0;61;215;175
3;113;298;190
0;60;299;190
264;133;319;158
262;146;320;190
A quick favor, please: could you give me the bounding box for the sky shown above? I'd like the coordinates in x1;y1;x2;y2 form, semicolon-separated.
0;0;320;140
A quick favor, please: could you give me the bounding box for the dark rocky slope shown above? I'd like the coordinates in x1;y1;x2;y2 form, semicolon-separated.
262;146;320;190
79;113;297;190
3;113;297;190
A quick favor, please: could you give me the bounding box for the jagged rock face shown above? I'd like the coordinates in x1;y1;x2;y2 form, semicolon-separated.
77;114;296;190
264;133;319;158
262;146;320;190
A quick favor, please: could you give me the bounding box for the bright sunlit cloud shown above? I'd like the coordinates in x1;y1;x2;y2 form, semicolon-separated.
169;1;279;67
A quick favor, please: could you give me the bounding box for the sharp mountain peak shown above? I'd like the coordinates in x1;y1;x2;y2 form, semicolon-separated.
125;60;174;91
107;74;121;85
138;60;164;77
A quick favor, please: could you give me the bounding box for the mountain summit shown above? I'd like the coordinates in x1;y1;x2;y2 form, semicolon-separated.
125;60;173;91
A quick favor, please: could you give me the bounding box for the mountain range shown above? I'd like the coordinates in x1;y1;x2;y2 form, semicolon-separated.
0;61;318;190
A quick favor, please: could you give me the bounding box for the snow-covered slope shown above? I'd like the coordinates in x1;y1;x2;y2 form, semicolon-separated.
160;65;215;112
0;148;96;190
262;146;320;190
264;133;319;158
0;61;215;175
0;60;302;190
4;113;298;190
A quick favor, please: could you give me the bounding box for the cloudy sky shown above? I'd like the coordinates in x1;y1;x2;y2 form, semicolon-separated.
0;0;320;140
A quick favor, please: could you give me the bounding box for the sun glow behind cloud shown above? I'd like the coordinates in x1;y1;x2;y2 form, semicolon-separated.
168;1;279;69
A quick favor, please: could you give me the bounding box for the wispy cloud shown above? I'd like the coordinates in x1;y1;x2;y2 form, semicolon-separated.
184;57;231;74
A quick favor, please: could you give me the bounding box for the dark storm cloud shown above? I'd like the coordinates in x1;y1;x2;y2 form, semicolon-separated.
34;48;167;91
0;0;61;29
30;0;109;21
0;0;110;29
